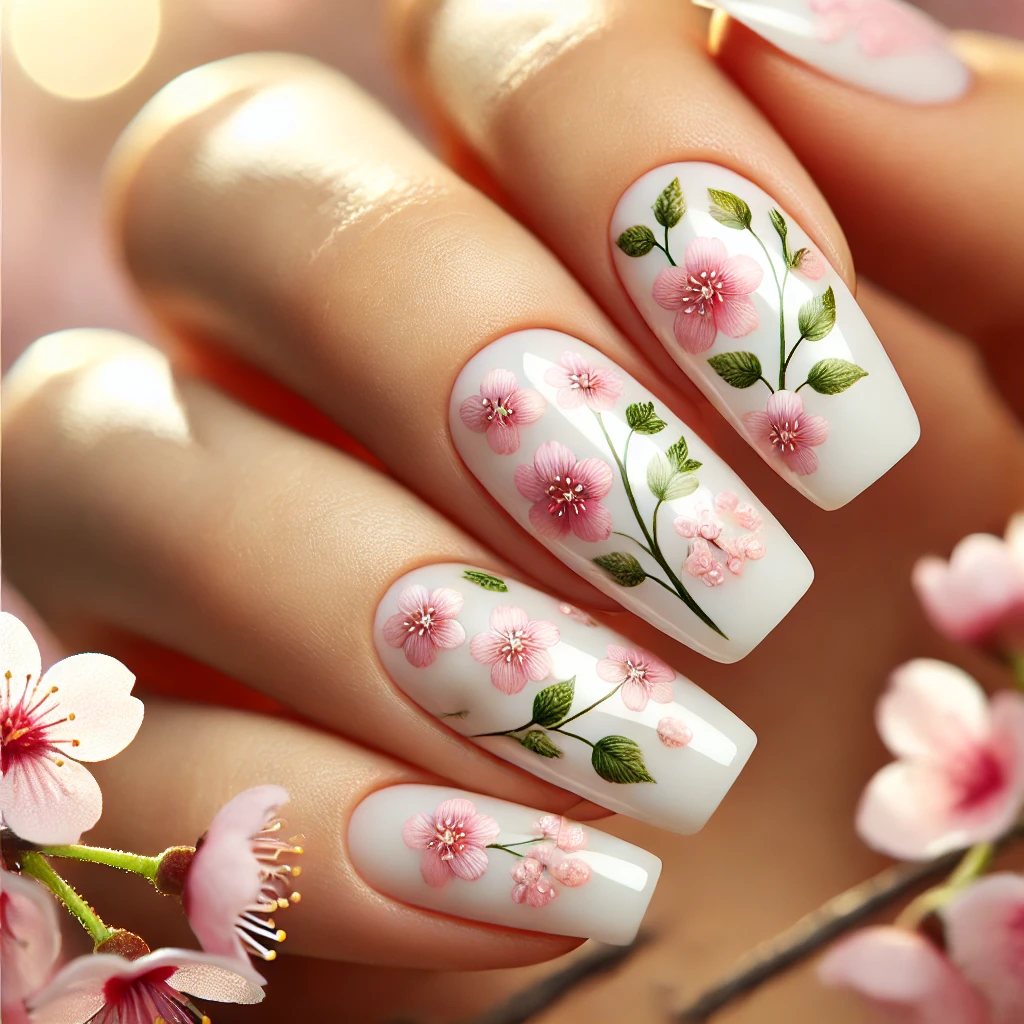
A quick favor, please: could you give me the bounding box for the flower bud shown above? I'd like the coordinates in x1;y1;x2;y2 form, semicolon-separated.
95;929;151;960
153;846;196;897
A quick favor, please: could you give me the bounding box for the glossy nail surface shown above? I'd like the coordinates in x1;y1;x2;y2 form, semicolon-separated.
449;328;812;661
376;563;756;833
348;784;661;945
709;0;970;104
612;163;920;511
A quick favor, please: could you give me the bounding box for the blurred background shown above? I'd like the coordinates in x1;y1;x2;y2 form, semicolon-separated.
2;0;1021;1021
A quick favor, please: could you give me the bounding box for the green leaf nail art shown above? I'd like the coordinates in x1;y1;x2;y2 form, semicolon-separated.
653;177;685;229
708;351;765;390
592;736;656;784
532;677;576;729
520;730;563;758
803;358;869;395
462;570;509;592
616;224;657;257
707;188;752;230
593;553;647;588
797;287;837;343
625;401;667;435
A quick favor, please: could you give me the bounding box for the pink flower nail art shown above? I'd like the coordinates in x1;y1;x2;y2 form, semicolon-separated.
675;491;767;587
402;798;500;887
534;814;587;852
790;247;826;281
459;368;545;455
743;390;828;477
469;605;560;694
382;585;466;668
510;855;559;908
651;237;763;354
543;351;624;411
596;645;676;712
811;0;945;58
657;717;693;749
514;441;614;542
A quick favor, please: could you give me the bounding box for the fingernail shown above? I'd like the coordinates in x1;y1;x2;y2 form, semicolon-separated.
449;329;812;661
348;784;661;944
376;564;757;833
611;164;920;510
709;0;970;104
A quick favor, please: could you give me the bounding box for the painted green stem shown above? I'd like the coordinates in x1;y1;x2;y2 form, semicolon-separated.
551;727;595;748
20;852;111;946
558;683;624;729
758;376;775;394
613;530;654;557
746;225;792;390
39;843;161;880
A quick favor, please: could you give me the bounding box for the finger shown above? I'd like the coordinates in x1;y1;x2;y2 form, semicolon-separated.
711;19;1024;392
390;0;920;511
104;53;813;662
3;329;755;836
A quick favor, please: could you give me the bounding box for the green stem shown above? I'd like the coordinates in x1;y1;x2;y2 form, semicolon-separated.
551;727;595;748
20;852;111;946
895;841;994;929
557;684;624;730
487;843;526;858
645;574;681;595
613;530;655;557
746;226;789;389
470;718;535;739
781;332;807;385
39;844;161;880
794;379;810;393
758;376;775;394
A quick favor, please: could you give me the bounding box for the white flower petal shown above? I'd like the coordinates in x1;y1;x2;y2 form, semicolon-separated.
0;756;101;845
0;613;43;708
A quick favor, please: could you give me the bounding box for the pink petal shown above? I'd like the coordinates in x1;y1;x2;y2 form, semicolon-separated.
402;812;437;850
490;659;530;695
649;678;675;704
512;388;546;425
529;500;572;539
651;266;690;311
531;441;575;486
544;365;573;389
522;619;560;649
463;812;500;847
419;849;452;887
427;619;466;651
570;501;613;542
402;630;438;668
766;389;805;425
878;660;991;760
449;845;490;882
550;858;591;887
798;412;829;447
683;236;727;277
596;658;627;684
518;646;554;683
574;457;614;500
42;653;143;763
0;757;103;846
460;394;491;433
0;614;43;709
620;679;650;712
514;465;547;502
712;293;759;339
743;410;772;445
397;585;430;616
794;248;826;280
673;306;718;353
469;631;506;666
1;870;62;1004
818;927;986;1024
489;605;530;635
382;612;413;650
640;654;676;685
428;588;464;620
945;873;1024;1023
781;444;820;476
555;386;587;410
486;419;521;455
717;253;764;295
479;368;519;401
557;351;589;375
657;717;693;748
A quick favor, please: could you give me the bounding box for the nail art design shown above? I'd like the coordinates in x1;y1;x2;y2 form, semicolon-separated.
459;369;545;455
706;0;970;105
382;586;466;667
450;329;812;660
376;564;757;833
612;164;920;510
349;785;661;944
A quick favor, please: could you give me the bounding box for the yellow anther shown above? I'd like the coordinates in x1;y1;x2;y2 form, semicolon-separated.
276;929;286;942
68;713;76;721
290;892;301;904
265;950;277;961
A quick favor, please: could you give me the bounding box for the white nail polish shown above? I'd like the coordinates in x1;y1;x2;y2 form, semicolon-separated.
376;564;757;833
709;0;970;104
612;163;920;511
348;784;661;945
449;329;812;661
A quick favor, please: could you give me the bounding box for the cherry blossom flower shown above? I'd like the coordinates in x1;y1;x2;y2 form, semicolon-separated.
857;660;1024;860
790;247;827;280
459;369;545;455
514;441;614;543
714;490;763;532
27;948;264;1024
382;586;466;668
944;873;1024;1023
402;798;500;887
548;856;592;888
470;606;560;693
675;492;766;586
1;870;62;1021
651;236;763;353
511;855;558;908
818;926;988;1024
657;717;693;748
543;351;624;411
182;785;302;980
743;390;829;477
683;538;727;587
596;645;675;712
811;0;945;57
534;814;587;852
0;613;143;845
912;516;1024;648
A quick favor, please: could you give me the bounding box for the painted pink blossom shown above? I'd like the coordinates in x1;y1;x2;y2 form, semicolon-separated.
534;814;587;852
857;660;1024;860
182;785;301;980
819;926;988;1024
743;390;828;476
548;856;592;888
27;948;265;1024
657;717;693;749
543;351;624;411
596;644;676;712
0;613;144;845
402;798;500;887
912;516;1024;648
683;537;727;587
470;606;560;694
510;855;558;908
675;492;766;586
1;870;62;1021
459;368;545;455
382;586;466;668
514;441;614;543
651;236;763;354
714;490;763;532
811;0;945;58
945;873;1024;1023
790;247;827;281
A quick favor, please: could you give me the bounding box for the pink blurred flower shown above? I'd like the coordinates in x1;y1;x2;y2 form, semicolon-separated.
912;516;1024;648
1;870;61;1020
511;855;558;908
857;660;1024;860
402;798;500;887
945;873;1024;1023
651;236;763;353
0;613;143;844
514;441;614;542
382;586;466;668
459;369;545;455
183;785;301;981
543;351;624;411
790;247;827;280
819;926;988;1024
470;606;560;694
534;814;587;852
744;390;828;477
28;948;264;1024
657;717;693;748
811;0;945;57
596;645;676;711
